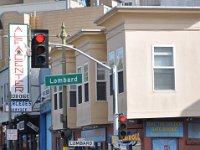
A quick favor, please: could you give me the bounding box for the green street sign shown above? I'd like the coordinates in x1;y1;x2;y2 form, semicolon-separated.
45;73;82;86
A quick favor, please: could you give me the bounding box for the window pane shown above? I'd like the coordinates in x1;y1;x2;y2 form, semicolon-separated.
97;63;106;80
108;51;115;67
117;48;123;70
54;94;57;110
154;69;175;90
59;92;62;109
78;86;82;104
118;71;124;93
77;67;82;73
110;74;113;95
154;55;173;66
70;91;76;107
84;83;89;102
154;47;173;66
97;82;106;101
84;65;88;82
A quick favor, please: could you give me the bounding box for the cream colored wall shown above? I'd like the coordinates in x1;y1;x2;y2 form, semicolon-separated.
50;49;77;129
126;30;200;119
102;8;200;120
69;33;108;127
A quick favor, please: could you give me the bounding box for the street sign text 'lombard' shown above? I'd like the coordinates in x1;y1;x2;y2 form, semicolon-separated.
45;74;82;86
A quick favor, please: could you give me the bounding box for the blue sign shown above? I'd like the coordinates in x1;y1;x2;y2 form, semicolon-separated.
146;121;183;137
81;128;105;142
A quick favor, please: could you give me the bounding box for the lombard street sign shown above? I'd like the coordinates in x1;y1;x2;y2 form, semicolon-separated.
45;73;82;86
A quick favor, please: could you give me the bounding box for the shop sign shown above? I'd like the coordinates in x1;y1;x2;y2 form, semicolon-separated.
146;121;183;137
6;129;18;140
81;128;105;142
111;131;140;146
9;24;29;101
69;140;94;147
17;121;24;131
5;101;32;112
41;84;50;101
27;121;39;132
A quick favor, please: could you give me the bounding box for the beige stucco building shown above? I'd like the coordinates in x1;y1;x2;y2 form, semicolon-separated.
1;1;200;150
94;6;200;150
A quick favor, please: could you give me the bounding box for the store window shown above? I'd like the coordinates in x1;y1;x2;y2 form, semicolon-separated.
152;139;178;150
188;122;200;139
96;63;106;101
153;46;175;90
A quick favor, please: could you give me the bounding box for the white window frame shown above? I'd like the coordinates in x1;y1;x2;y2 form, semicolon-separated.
0;30;3;60
58;86;63;109
69;85;76;107
96;62;107;101
53;86;57;110
77;66;83;104
83;63;89;102
108;51;115;96
116;47;124;94
152;45;176;91
53;86;63;110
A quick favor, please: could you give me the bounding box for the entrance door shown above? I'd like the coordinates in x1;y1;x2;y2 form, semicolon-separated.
152;139;178;150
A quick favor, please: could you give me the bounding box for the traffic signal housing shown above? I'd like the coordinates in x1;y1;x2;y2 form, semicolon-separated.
118;114;127;140
31;29;49;68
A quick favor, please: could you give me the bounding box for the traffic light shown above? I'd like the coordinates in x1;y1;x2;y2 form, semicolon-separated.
31;29;49;68
118;114;127;140
60;129;72;140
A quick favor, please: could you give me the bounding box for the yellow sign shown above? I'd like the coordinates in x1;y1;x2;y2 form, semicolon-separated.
63;147;68;150
112;132;140;144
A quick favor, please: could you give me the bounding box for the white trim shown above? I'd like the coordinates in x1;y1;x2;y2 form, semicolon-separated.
76;66;82;105
152;45;176;92
95;62;107;101
83;63;89;102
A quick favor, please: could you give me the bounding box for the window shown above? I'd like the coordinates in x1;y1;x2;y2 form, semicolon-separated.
153;46;175;90
77;67;82;104
70;85;76;107
53;86;63;110
96;63;107;101
83;64;89;102
108;51;115;95
0;85;3;107
58;86;63;109
117;48;124;93
53;86;57;110
108;48;124;95
0;30;3;59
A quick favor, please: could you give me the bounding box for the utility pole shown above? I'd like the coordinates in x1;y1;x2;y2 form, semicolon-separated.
57;22;69;148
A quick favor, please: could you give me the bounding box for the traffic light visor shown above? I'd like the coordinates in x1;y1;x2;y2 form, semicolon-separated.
35;34;45;43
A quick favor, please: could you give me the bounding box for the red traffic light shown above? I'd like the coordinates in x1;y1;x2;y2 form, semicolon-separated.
119;115;127;122
35;34;45;43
